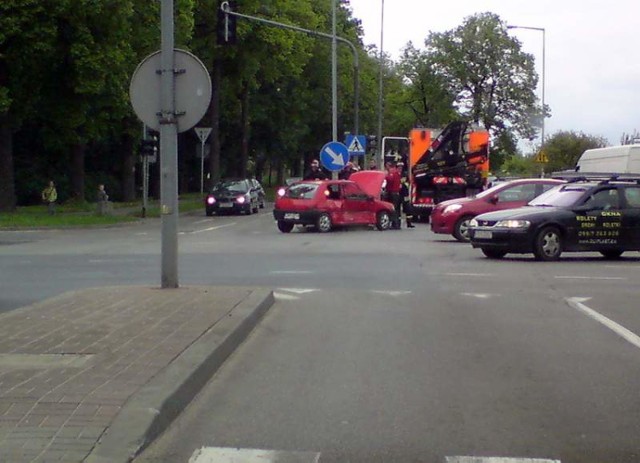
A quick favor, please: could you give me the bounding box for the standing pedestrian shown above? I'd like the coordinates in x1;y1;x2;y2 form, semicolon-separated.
303;159;328;180
41;180;57;215
384;163;402;229
398;163;415;228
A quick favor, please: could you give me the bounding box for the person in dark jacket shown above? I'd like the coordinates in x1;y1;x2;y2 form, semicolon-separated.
398;162;415;228
303;159;328;180
384;162;402;229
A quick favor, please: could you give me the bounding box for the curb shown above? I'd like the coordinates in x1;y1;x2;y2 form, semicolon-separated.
84;289;275;463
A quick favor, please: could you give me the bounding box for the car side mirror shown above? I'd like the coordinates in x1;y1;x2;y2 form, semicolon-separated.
489;195;499;204
367;195;375;202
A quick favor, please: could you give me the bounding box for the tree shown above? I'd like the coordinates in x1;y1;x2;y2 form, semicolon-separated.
542;130;608;172
424;12;546;142
0;0;61;211
397;43;457;129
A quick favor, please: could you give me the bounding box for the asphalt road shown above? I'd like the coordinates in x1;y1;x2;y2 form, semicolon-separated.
2;206;640;462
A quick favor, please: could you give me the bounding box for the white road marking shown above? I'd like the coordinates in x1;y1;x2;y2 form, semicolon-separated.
445;273;495;277
371;290;412;296
273;292;300;301
270;270;313;274
567;297;640;350
134;232;148;236
555;276;626;281
188;447;321;463
279;288;318;294
461;293;496;299
446;458;560;463
193;219;211;224
188;222;237;234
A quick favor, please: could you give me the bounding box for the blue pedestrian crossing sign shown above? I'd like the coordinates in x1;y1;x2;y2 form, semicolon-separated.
345;134;366;155
320;141;350;172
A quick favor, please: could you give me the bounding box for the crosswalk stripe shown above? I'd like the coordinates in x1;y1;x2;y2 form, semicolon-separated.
188;447;321;463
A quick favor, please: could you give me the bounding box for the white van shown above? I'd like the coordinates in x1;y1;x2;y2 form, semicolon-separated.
576;145;640;173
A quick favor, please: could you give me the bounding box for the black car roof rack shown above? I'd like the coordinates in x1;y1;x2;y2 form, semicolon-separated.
551;171;640;184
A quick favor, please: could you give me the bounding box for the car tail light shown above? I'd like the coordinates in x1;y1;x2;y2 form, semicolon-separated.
206;196;216;205
416;197;434;205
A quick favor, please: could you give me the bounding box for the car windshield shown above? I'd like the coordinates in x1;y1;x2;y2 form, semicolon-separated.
213;180;248;193
528;184;590;207
285;183;319;199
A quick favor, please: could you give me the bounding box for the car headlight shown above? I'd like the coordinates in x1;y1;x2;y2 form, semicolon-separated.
443;204;462;214
469;218;479;227
277;188;286;197
236;195;246;204
495;220;531;229
206;196;216;205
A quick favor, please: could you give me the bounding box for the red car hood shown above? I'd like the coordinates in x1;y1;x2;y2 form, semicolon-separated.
349;170;387;199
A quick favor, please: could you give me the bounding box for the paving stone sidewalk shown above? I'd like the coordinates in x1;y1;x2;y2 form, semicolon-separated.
0;286;273;463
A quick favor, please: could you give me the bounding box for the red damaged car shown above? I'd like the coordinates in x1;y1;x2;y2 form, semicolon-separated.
430;178;564;242
273;170;395;233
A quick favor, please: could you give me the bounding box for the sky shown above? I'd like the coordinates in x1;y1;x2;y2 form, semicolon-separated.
347;0;640;151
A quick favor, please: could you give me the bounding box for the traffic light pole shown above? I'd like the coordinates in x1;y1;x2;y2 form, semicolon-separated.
219;1;360;136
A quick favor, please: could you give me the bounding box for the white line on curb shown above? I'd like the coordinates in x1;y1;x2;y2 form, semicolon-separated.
555;276;626;281
567;297;640;350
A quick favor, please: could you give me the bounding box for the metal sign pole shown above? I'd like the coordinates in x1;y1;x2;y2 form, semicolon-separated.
160;0;179;288
200;138;205;195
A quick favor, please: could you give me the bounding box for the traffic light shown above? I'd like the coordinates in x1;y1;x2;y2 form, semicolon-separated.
217;0;237;45
140;137;158;157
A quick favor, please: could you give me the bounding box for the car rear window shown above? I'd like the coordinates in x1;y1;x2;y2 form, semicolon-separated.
286;183;319;199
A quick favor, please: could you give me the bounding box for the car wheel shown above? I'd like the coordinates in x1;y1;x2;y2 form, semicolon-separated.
206;209;213;217
533;226;562;261
252;202;259;213
277;221;294;233
316;213;332;233
481;248;506;259
259;199;265;209
376;211;391;231
600;250;624;259
453;215;474;242
245;205;252;215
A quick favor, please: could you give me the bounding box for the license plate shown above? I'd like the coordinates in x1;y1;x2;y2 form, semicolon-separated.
284;213;300;220
474;230;493;239
219;203;232;208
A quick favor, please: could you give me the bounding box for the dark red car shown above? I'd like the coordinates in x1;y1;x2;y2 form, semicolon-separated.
430;178;564;241
273;171;395;233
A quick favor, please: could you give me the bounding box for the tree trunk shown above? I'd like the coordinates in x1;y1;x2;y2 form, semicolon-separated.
0;112;16;211
209;57;221;186
121;133;136;201
240;82;250;178
71;142;85;201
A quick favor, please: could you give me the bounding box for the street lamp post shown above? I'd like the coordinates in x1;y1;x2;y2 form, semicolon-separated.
377;0;384;171
507;25;546;147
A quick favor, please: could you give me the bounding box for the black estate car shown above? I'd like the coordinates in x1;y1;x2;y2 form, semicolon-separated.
468;175;640;260
205;178;265;216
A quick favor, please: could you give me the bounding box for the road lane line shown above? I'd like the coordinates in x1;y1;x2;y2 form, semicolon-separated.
446;458;560;463
555;276;626;281
189;222;237;234
188;447;321;463
270;270;313;274
460;293;497;299
567;297;640;350
445;273;495;277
